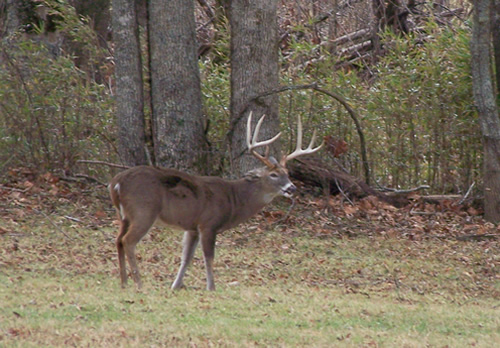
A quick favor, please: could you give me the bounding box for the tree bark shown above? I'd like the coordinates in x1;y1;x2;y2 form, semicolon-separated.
148;0;207;172
112;0;147;166
471;0;500;222
228;0;280;176
493;0;500;94
2;0;22;37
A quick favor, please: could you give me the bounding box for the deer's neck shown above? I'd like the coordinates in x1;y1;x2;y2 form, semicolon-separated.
230;179;277;221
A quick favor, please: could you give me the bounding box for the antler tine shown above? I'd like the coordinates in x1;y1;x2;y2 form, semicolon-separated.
252;113;266;146
246;111;254;150
281;115;323;165
246;112;281;167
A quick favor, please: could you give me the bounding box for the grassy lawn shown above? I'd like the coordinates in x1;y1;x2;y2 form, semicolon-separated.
0;184;500;347
1;192;499;347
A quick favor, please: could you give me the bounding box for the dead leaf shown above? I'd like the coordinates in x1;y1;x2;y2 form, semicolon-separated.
94;210;107;219
344;205;358;216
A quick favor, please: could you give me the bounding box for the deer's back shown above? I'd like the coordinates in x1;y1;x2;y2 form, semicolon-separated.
109;166;242;232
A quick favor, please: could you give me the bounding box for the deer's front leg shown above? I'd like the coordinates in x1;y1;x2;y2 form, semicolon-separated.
172;230;199;290
201;230;217;291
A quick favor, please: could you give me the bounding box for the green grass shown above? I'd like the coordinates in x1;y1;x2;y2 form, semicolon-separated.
1;208;499;347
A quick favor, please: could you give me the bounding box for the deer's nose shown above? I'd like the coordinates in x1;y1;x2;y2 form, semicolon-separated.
283;182;297;196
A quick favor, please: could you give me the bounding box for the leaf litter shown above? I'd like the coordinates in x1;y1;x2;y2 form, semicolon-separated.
0;168;499;302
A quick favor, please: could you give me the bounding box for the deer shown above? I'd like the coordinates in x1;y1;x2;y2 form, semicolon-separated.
109;112;323;291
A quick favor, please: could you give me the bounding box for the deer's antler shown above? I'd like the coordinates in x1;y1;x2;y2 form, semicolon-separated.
280;115;323;166
246;112;281;168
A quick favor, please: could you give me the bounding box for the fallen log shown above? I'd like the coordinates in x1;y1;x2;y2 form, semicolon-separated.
288;157;411;207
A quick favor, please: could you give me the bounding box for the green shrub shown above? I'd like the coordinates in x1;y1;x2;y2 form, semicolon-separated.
0;1;114;177
278;22;478;193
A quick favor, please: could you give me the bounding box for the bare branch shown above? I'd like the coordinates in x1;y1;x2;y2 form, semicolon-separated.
77;160;130;169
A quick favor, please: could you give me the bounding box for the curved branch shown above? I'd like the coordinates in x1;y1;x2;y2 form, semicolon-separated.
250;83;371;184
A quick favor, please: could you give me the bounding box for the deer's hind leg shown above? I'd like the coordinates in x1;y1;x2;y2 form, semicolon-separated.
120;212;157;290
116;217;131;288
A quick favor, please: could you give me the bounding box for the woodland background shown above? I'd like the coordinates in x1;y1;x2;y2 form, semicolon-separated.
0;0;499;217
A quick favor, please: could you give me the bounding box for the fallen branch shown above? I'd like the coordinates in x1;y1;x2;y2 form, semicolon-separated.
459;182;475;205
379;185;430;194
73;174;107;186
0;184;33;193
338;40;372;57
423;195;462;203
335;177;355;206
330;28;371;46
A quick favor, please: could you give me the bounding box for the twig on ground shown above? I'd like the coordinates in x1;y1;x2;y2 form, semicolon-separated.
73;174;107;186
34;209;73;240
456;234;499;241
335;178;354;206
409;207;436;216
0;184;32;193
276;197;296;224
378;185;430;193
0;155;14;172
59;174;107;186
64;215;82;223
459;182;475;205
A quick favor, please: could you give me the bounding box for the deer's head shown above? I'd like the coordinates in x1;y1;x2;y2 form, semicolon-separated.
245;112;323;202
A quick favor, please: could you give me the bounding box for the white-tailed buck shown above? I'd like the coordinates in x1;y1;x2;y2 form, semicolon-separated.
109;112;322;290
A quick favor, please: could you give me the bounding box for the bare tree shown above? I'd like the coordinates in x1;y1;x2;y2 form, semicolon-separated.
148;0;207;172
228;0;280;176
471;0;500;222
493;0;500;92
112;0;147;166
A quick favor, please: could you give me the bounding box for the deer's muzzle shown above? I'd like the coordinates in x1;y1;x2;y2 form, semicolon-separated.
282;182;297;197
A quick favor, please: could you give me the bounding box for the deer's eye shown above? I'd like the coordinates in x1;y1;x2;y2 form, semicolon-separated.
270;172;279;179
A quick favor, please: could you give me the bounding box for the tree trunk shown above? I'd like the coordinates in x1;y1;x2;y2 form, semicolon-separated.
3;0;22;37
148;0;207;172
493;0;500;94
112;0;147;166
471;0;500;222
228;0;280;176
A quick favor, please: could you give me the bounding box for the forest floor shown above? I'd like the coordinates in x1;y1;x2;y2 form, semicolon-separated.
0;168;499;347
